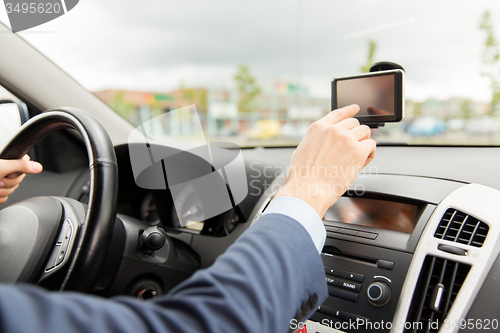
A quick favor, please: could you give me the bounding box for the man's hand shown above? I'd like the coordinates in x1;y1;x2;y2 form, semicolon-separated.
0;155;43;204
275;104;376;218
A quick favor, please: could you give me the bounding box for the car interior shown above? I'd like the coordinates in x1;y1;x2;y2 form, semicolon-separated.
1;2;500;333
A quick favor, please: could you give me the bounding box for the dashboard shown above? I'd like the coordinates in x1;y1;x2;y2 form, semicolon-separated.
6;143;500;333
100;144;500;333
148;145;499;333
243;146;500;333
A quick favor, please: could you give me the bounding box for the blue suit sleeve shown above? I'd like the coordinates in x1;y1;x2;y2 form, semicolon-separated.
262;196;326;253
0;214;327;333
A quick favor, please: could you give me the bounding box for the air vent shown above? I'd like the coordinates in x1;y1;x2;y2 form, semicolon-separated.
434;208;489;247
404;256;471;333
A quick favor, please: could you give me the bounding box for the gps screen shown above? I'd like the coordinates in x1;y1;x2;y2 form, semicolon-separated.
335;73;395;117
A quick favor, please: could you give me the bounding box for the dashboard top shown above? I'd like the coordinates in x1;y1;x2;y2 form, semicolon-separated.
240;146;500;190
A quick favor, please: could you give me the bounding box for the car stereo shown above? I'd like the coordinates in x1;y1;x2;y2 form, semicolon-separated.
310;194;435;332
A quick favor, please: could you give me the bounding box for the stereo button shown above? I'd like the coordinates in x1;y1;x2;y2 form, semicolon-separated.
328;287;359;302
324;266;342;277
316;304;330;314
341;270;365;282
328;308;348;320
325;276;340;286
348;314;369;327
340;281;361;292
377;259;395;270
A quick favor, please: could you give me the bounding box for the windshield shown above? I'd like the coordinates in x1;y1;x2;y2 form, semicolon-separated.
2;0;500;146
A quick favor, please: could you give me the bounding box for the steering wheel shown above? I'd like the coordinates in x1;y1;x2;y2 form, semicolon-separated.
0;107;118;292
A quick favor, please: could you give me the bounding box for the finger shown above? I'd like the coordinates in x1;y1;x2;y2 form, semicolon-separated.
363;154;375;169
0;184;19;197
7;172;23;179
0;173;26;188
359;139;376;168
7;156;33;178
336;117;360;131
6;156;33;179
319;104;360;125
0;158;43;178
349;124;371;141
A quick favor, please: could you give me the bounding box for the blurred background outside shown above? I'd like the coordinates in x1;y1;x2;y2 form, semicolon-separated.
1;1;500;146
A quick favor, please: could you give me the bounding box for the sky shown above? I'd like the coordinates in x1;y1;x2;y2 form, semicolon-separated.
1;0;500;103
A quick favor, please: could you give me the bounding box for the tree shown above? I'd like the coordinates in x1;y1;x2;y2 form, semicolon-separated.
461;99;473;120
413;102;422;118
179;83;208;113
360;40;377;73
479;11;500;115
107;90;136;120
234;65;261;113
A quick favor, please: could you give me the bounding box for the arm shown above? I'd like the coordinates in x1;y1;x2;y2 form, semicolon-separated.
0;215;326;333
0;105;375;333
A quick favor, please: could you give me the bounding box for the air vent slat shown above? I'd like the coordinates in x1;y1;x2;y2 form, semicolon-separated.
434;208;489;247
440;210;457;237
453;216;467;241
437;259;447;284
404;256;471;333
440;261;458;316
409;256;436;331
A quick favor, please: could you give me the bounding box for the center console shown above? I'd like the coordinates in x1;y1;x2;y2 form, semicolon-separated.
304;178;500;333
310;194;435;332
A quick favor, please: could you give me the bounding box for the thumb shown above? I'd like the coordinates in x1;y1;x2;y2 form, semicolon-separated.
0;158;43;178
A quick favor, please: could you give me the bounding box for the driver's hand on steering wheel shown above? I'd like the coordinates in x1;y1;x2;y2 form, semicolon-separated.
0;155;43;204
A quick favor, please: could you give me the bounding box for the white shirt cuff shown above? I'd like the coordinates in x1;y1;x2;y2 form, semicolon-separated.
262;196;326;253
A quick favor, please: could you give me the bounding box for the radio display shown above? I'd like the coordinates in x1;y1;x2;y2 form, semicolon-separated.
324;197;419;234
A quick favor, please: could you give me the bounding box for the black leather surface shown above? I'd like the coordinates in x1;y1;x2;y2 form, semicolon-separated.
0;108;118;292
0;197;61;283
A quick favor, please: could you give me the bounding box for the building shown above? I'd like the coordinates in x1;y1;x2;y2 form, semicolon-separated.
94;85;330;139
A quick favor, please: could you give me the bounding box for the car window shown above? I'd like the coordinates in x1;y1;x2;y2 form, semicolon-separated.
3;0;500;147
0;85;22;149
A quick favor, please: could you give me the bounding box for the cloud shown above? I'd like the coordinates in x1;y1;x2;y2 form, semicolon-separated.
2;0;499;101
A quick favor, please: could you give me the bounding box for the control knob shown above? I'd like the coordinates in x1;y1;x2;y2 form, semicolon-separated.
140;226;166;251
367;281;391;306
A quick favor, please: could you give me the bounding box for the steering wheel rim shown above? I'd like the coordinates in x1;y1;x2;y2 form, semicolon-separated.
0;107;118;292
